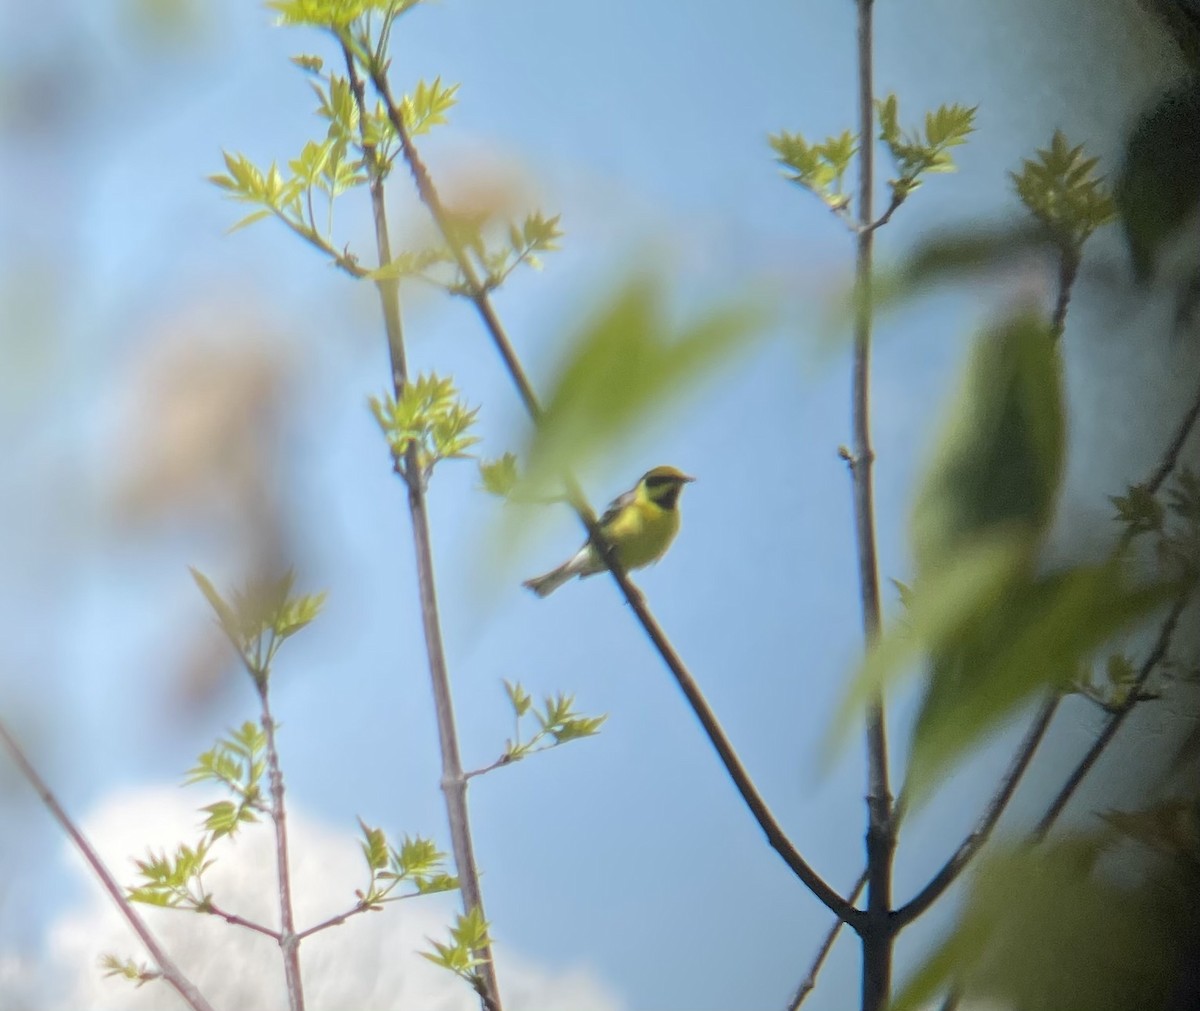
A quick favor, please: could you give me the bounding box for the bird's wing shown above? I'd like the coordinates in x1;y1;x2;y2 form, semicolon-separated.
596;486;638;534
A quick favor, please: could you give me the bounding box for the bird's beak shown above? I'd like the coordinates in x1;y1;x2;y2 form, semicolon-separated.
681;473;696;483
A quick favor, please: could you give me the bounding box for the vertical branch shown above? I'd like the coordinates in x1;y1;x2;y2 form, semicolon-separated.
850;0;895;1008
0;718;218;1011
340;43;503;1011
257;684;306;1011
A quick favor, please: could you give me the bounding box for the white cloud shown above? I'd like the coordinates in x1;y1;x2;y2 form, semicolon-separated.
12;787;623;1011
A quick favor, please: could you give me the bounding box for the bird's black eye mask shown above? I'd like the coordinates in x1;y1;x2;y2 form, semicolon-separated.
647;481;683;509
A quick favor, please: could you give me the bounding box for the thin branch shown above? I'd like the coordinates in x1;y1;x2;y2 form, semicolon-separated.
1032;592;1190;841
891;695;1060;928
788;870;869;1010
257;684;305;1011
363;57;859;929
865;189;906;234
340;40;503;1011
1146;373;1200;496
0;718;218;1011
463;744;561;781
1049;246;1080;340
851;0;896;1008
204;900;282;941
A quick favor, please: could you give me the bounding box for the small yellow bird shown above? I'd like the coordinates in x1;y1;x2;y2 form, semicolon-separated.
523;465;696;597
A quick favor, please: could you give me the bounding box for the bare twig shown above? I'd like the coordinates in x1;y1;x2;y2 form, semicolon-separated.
1145;374;1200;497
1049;247;1080;340
1033;592;1190;840
865;189;906;234
362;55;859;929
850;0;896;1008
892;695;1060;928
788;870;869;1010
0;718;218;1011
204;900;282;941
257;685;305;1011
340;41;503;1011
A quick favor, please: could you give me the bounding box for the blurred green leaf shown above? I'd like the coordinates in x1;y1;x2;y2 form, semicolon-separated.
894;841;1174;1011
480;453;520;498
1102;799;1200;861
911;311;1063;576
524;275;770;489
906;559;1176;797
1115;79;1200;280
833;533;1029;751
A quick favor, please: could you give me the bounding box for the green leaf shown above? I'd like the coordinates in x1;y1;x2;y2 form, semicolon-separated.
524;275;770;489
832;533;1029;751
503;679;532;718
910;311;1064;576
480;453;520;498
358;819;390;872
190;568;240;645
893;841;1174;1011
905;560;1177;797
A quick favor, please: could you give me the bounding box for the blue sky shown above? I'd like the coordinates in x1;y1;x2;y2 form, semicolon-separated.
1;1;1196;1009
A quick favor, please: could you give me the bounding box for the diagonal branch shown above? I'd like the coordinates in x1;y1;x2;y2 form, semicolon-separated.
0;717;218;1011
341;41;503;1011
362;61;858;929
1032;591;1190;841
1145;373;1200;497
891;695;1060;928
788;870;869;1010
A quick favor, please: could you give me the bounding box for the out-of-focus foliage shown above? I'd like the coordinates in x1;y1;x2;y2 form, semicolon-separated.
836;313;1177;797
893;834;1190;1011
521;275;771;490
1115;78;1200;281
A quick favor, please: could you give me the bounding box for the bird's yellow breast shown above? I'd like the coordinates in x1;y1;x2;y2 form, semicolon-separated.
602;496;682;571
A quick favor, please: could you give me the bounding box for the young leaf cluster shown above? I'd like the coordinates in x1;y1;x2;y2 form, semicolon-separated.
210;60;457;271
127;840;215;910
1072;652;1154;713
355;820;458;909
878;95;976;203
99;955;160;988
479;452;520;498
191;569;326;687
500;681;607;764
1114;467;1200;582
269;0;423;29
184;722;268;839
369;373;480;480
368;211;562;295
1011;129;1116;252
420;908;493;990
768;129;857;213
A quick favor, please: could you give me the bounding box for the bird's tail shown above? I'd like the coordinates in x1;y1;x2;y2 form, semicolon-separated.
522;563;577;598
524;546;596;597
